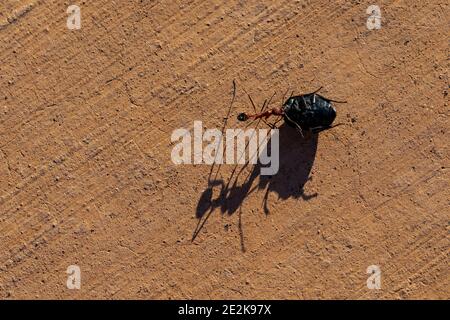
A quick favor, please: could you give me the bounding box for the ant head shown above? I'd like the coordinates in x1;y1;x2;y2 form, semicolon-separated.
237;113;248;121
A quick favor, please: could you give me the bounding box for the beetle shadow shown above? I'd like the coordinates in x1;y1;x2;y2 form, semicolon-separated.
193;124;318;242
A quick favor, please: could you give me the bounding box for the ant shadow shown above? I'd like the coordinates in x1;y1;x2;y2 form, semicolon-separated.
193;123;319;246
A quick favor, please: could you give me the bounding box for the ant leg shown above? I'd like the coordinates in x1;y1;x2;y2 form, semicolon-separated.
266;91;277;110
260;91;277;128
242;96;270;129
300;86;323;96
243;89;259;114
311;123;345;134
281;87;290;105
210;80;237;182
306;86;323;95
311;126;328;134
284;113;304;137
268;116;283;130
262;187;270;214
246;92;276;128
301;85;346;104
311;86;323;95
327;99;347;104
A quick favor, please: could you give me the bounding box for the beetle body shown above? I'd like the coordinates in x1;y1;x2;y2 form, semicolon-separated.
237;88;345;135
282;93;336;132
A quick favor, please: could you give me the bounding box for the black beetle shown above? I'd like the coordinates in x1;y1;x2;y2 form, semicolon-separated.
237;87;346;135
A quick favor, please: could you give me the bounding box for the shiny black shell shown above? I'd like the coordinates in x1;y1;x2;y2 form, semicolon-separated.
283;94;336;130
